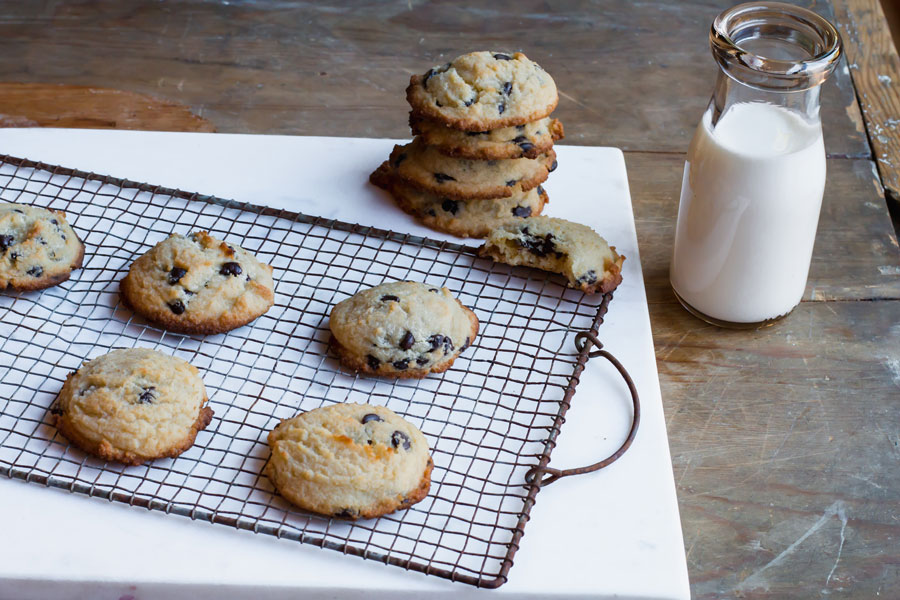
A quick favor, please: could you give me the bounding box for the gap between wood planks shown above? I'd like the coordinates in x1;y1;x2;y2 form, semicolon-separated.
833;0;900;237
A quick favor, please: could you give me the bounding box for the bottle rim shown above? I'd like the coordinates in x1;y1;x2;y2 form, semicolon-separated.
710;1;842;90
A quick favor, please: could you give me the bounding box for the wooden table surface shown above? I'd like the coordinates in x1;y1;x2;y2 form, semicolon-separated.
1;1;898;597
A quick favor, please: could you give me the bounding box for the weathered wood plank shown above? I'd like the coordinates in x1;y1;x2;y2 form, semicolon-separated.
833;0;900;200
0;1;870;157
625;152;900;303
652;298;900;599
0;83;214;131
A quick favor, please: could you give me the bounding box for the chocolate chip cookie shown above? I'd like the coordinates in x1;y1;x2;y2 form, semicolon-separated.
266;403;433;520
409;113;564;160
478;217;625;294
121;231;275;335
387;137;556;200
370;161;548;238
329;281;479;378
0;202;84;292
54;348;213;465
406;51;558;131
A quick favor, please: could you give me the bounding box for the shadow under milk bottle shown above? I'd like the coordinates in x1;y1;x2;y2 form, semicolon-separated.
670;1;842;328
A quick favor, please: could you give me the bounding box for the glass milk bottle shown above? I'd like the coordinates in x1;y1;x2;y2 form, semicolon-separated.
670;2;842;328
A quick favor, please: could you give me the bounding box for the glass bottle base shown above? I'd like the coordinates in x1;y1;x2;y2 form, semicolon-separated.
671;287;794;330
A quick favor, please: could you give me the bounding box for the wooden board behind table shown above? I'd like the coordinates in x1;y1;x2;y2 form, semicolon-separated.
0;1;897;598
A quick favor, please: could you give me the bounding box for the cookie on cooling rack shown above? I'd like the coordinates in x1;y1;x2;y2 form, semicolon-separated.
0;202;84;292
266;403;433;520
370;161;548;238
386;137;556;200
406;51;559;131
409;113;564;160
478;216;625;294
121;231;274;335
329;281;479;378
53;348;213;466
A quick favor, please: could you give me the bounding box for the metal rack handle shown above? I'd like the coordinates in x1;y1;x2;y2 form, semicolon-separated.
525;331;641;487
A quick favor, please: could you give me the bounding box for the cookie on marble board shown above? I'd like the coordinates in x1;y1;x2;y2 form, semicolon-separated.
478;216;625;294
0;202;84;292
53;348;213;466
409;113;564;160
329;280;479;378
406;51;559;131
387;136;556;200
370;161;548;238
121;231;274;335
266;403;433;520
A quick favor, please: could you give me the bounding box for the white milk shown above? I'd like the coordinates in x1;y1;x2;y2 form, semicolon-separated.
670;102;826;324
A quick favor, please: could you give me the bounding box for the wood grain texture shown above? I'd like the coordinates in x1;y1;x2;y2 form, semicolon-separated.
0;83;214;131
834;0;900;197
0;1;897;598
654;298;900;599
0;0;869;157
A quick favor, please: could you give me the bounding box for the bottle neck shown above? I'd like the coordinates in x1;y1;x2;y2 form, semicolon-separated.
709;69;822;128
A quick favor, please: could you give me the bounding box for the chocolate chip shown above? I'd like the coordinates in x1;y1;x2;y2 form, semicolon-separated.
428;334;453;353
392;359;409;370
498;101;506;115
49;405;64;416
518;228;561;258
393;152;407;167
427;209;436;217
13;208;23;214
138;386;156;404
361;413;383;424
517;125;525;131
399;331;415;350
493;53;512;60
334;508;357;519
461;337;471;352
428;288;439;293
9;251;19;261
37;237;46;246
366;355;381;371
381;294;400;302
465;130;490;136
577;270;598;285
0;234;13;252
422;68;435;88
518;142;535;153
512;135;527;143
512;205;532;217
441;199;459;215
26;265;43;277
416;356;429;366
506;179;517;187
549;160;558;172
428;334;444;351
50;219;58;225
502;81;512;96
433;172;456;183
464;96;476;106
391;430;412;450
435;100;443;107
167;267;187;285
537;184;546;196
168;300;186;315
220;262;242;277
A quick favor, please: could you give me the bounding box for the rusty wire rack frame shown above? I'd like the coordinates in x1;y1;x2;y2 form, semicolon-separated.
0;154;639;588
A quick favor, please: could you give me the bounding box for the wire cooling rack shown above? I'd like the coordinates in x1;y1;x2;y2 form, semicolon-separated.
0;154;638;588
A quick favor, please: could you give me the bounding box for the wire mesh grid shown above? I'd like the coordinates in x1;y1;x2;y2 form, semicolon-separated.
0;155;615;588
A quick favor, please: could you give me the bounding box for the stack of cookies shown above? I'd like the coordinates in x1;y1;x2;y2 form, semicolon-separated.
371;51;563;239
